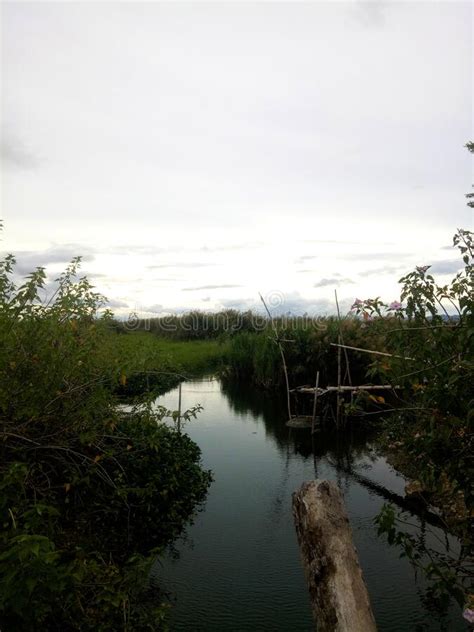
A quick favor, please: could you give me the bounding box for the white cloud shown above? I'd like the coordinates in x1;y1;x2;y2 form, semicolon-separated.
1;2;471;312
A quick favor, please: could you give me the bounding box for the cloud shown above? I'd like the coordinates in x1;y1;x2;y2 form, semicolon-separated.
302;238;394;246
11;246;95;275
106;298;129;308
359;264;405;277
182;284;242;292
314;277;354;288
344;252;411;261
147;262;217;270
429;259;463;275
352;0;387;27
81;270;107;279
295;255;318;263
149;277;179;282
200;242;262;252
219;292;333;316
1;131;37;170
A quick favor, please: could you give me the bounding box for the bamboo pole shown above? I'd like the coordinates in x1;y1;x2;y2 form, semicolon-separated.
330;343;414;361
259;293;292;421
336;334;342;427
334;290;352;386
311;371;320;434
177;381;182;433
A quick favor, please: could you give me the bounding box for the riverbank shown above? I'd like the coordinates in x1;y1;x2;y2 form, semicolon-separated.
113;331;229;397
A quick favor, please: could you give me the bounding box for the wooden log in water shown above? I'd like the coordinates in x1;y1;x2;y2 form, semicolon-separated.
292;480;377;632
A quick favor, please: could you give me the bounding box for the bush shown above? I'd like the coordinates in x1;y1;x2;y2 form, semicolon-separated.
0;256;211;630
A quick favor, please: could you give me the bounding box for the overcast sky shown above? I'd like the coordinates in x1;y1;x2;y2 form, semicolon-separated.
1;1;472;317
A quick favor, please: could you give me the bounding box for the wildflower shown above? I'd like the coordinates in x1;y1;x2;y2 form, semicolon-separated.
388;301;402;311
351;298;363;310
463;608;474;624
416;265;430;274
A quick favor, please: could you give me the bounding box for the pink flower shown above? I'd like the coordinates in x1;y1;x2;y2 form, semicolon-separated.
463;608;474;624
416;265;430;274
351;298;363;310
388;301;402;311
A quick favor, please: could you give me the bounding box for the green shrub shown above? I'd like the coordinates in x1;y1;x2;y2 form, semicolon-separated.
0;256;211;630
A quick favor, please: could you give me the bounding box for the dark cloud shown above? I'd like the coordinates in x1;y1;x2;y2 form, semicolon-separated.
11;246;95;275
314;277;354;288
182;284;242;292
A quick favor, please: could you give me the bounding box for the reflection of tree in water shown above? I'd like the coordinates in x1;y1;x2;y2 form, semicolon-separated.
220;379;377;464
220;380;449;533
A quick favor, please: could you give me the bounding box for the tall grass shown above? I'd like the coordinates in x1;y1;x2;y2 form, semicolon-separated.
224;316;392;389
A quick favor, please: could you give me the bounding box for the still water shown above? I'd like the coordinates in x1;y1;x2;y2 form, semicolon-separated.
152;379;464;632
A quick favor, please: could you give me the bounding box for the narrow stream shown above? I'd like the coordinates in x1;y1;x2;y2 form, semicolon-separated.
152;378;465;631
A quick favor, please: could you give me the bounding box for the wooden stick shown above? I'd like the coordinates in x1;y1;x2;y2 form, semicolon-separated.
259;293;292;421
336;334;342;427
177;381;182;433
292;480;377;631
335;289;352;386
330;342;414;361
311;371;320;434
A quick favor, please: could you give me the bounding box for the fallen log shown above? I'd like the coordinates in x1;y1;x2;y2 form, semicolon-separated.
292;480;377;631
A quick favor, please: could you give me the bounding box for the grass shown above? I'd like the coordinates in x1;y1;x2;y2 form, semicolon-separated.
113;331;229;397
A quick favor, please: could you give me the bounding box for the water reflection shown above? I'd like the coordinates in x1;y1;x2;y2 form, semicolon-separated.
153;379;465;632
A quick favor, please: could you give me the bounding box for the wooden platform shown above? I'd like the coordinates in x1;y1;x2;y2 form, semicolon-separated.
286;415;320;429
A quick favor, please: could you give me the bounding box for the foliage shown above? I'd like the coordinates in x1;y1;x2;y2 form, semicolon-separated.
0;256;211;630
224;315;389;392
356;228;473;611
375;505;470;615
116;309;258;341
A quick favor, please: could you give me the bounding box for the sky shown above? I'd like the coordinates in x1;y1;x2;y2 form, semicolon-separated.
1;1;473;318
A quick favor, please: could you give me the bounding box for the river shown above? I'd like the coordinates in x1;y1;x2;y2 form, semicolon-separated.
151;378;465;631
